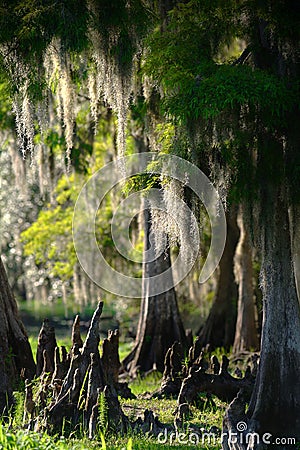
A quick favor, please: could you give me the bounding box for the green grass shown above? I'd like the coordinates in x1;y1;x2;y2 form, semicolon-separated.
0;422;221;449
20;324;229;450
119;341;134;362
28;336;73;363
7;355;224;450
121;395;225;431
128;372;162;397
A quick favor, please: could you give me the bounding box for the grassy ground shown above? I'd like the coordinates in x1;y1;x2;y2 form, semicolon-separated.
14;302;300;449
15;303;225;449
8;339;224;449
4;387;223;450
0;424;221;450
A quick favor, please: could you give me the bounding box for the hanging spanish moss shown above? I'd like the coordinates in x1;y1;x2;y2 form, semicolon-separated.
59;58;75;162
149;178;199;267
149;208;170;257
36;100;49;136
12;83;35;158
86;0;148;159
0;1;149;169
0;43;34;158
44;39;76;164
87;68;100;128
89;34;133;159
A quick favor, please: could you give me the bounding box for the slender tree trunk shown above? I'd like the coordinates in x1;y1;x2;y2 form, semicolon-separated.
123;206;187;376
0;256;36;413
233;205;259;354
197;207;239;351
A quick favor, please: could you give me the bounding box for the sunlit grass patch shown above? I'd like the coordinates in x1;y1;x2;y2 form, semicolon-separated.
128;372;162;397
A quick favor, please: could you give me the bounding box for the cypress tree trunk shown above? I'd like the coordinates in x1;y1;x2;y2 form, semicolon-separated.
233;206;259;354
224;14;300;445
291;204;300;301
246;16;300;439
197;207;239;351
223;198;300;448
0;256;36;413
123;206;187;376
248;190;300;438
123;107;188;376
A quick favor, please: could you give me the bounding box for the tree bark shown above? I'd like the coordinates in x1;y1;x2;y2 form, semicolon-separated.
123;206;187;376
224;14;300;445
224;191;300;447
248;191;300;438
233;206;259;354
241;15;300;442
0;256;36;413
290;204;300;302
197;207;240;351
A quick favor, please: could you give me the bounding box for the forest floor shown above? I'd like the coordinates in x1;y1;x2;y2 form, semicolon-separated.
5;367;224;449
12;301;224;449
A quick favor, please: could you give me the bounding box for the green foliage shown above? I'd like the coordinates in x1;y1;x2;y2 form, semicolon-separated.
77;368;90;411
0;422;61;449
145;0;299;125
122;122;176;198
1;339;229;449
99;432;107;450
20;170;118;280
144;0;238;80
164;64;298;124
98;392;108;435
0;82;14;130
0;418;224;449
20;116;117;282
143;0;300;204
21;176;77;279
154;123;175;154
123;173;160;197
11;390;25;428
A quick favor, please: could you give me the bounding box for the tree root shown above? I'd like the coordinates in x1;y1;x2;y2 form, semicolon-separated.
25;301;135;435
